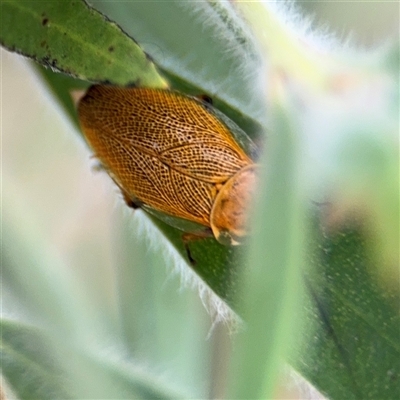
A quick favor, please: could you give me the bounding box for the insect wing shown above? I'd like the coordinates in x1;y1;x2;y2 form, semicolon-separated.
78;86;252;226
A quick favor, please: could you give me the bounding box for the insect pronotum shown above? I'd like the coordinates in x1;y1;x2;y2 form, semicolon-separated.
78;85;258;250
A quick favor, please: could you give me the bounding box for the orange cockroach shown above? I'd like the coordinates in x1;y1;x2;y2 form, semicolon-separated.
78;85;258;255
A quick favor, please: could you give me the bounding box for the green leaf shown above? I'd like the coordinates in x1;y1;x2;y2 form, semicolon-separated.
1;320;72;399
1;319;187;399
228;87;305;399
294;226;400;400
1;0;166;87
91;0;264;122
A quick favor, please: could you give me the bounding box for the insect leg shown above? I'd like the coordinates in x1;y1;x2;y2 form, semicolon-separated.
120;190;143;210
196;94;213;105
182;230;213;265
89;158;143;209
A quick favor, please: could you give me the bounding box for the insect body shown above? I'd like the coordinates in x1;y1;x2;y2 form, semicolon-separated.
78;85;258;245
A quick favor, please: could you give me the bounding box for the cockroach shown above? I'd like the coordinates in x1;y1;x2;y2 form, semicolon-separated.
78;85;258;254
